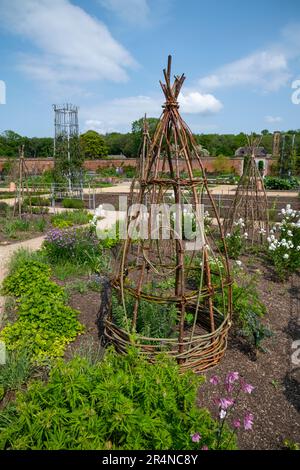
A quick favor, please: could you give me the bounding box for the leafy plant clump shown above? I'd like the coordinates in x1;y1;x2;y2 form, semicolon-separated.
0;260;84;360
0;348;235;450
62;198;84;209
264;176;299;191
51;209;92;229
43;226;100;266
267;205;300;280
112;293;178;339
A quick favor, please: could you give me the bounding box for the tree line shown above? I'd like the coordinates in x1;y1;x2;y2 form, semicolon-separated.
1;120;300;160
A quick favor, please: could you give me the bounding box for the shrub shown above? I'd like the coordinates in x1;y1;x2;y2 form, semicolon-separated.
51;210;92;228
264;176;299;190
0;260;84;360
23;196;50;207
224;218;246;259
43;226;100;266
96;167;118;178
62;198;84;209
267;204;300;279
0;348;235;450
0;202;9;216
2;219;30;238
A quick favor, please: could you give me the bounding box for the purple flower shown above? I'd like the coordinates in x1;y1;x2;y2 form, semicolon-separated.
209;375;220;385
225;371;239;384
233;419;241;429
243;413;254;430
201;445;209;450
219;397;234;410
191;433;201;443
242;382;255;394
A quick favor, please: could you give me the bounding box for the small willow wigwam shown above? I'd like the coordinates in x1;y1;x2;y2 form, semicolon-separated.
98;56;233;372
224;136;269;244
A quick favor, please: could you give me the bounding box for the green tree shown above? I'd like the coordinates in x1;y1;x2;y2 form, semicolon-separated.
80;130;108;159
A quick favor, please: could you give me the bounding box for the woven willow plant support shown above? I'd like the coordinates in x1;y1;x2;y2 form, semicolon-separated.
99;56;233;372
224;136;269;244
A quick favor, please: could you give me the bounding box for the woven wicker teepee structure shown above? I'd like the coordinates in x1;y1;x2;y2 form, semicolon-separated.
99;56;232;372
224;136;269;244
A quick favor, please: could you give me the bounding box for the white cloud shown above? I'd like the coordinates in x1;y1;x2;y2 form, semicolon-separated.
0;0;136;85
99;0;150;25
82;95;160;133
82;91;222;133
179;91;222;114
265;115;282;123
198;23;300;93
199;50;290;92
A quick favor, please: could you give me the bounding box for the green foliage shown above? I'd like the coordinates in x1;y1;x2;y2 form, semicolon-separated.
238;310;272;351
96;167;119;177
62;198;84;209
223;220;245;259
43;226;100;267
264;176;299;190
267;206;300;280
0;202;10;216
0;348;235;450
0;216;48;239
283;439;300;450
112;293;178;339
122;166;136;178
23;196;50;207
1;260;84;360
80;130;108;159
51;209;92;228
7;248;47;275
1;218;30;238
0;349;33;398
51;262;90;281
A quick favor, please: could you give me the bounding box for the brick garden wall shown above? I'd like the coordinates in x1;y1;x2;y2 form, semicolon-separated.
0;156;275;176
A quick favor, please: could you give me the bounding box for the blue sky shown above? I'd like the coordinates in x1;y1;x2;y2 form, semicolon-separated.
0;0;300;137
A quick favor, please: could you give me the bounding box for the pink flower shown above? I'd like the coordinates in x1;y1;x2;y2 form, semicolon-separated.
226;371;239;384
209;375;220;385
201;445;209;450
243;413;254;430
242;383;255;394
191;433;201;443
233;419;241;429
219;397;234;410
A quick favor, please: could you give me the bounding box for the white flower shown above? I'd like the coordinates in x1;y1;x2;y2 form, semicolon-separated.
226;233;231;238
297;246;300;251
283;253;289;260
236;260;242;266
243;232;248;239
219;409;227;420
287;230;293;237
259;228;266;234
